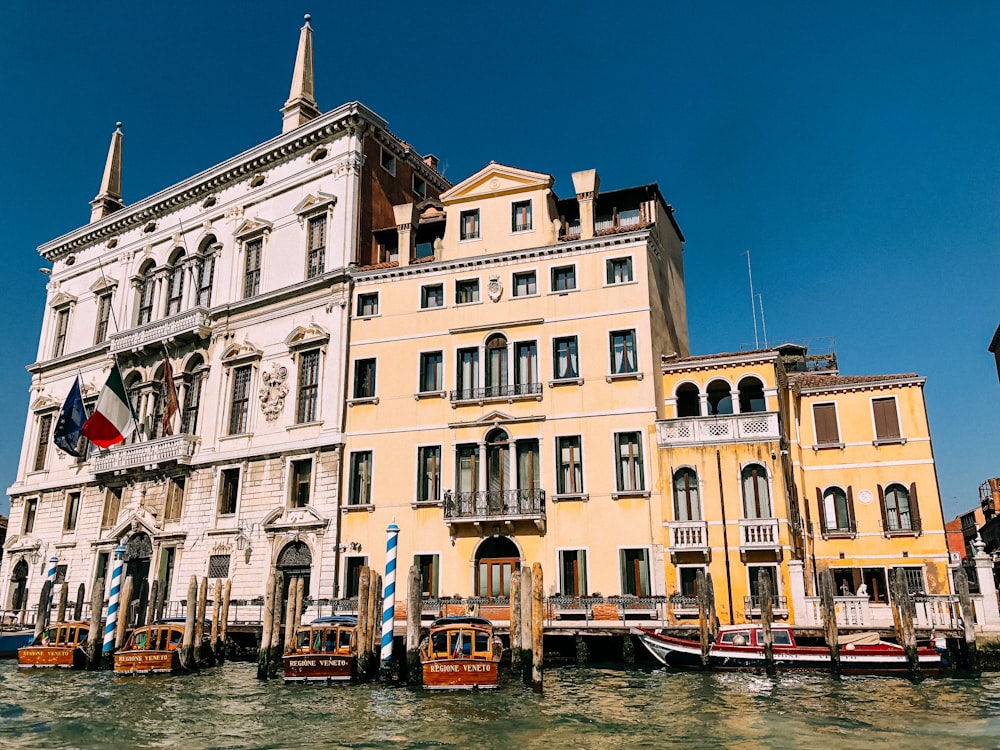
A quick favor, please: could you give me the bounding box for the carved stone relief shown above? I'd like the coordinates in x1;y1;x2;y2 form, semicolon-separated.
259;363;289;421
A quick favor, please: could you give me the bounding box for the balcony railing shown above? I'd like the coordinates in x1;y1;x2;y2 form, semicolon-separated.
443;488;545;522
656;412;780;447
109;307;211;354
743;595;789;616
92;434;198;474
738;518;781;550
449;382;543;403
667;520;709;551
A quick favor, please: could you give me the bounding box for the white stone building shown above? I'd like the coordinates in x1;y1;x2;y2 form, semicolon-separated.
1;17;448;619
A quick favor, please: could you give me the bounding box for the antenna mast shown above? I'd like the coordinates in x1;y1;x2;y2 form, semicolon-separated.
757;293;769;348
744;251;759;348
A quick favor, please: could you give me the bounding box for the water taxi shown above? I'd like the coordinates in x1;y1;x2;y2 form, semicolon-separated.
420;616;503;690
283;616;357;683
114;618;213;675
18;622;91;669
632;624;944;675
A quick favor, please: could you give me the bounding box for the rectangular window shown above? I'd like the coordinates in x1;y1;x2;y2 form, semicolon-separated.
610;330;638;374
421;284;444;309
514;341;538;391
63;491;81;532
813;403;840;445
166;266;184;316
620;548;650;596
559;550;588;597
218;468;239;516
606;257;633;284
164;477;185;521
415;554;439;597
22;498;38;534
95;293;112;344
244;238;262;298
511;200;532;232
55;565;67;584
353;358;376;399
553;336;580;380
896;566;925;595
679;566;706;598
34;414;53;471
296;350;320;423
307;215;326;278
455;279;480;304
516;439;540;492
748;565;779;603
52;309;70;358
456;444;478;494
862;567;889;603
380;148;396;175
229;365;251;434
357;293;379;317
208;554;231;579
615;431;645;492
513;271;537;297
198;255;215;307
345;556;367;598
290;458;312;508
94;552;110;593
419;351;443;393
551;265;576;292
413;175;427;199
349;451;373;506
101;487;122;529
182;372;203;435
456;347;479;398
138;277;155;326
417;446;441;503
873;397;901;441
460;209;480;240
556;436;583;495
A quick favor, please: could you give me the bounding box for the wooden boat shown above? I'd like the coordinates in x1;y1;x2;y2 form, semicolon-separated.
18;621;90;669
420;616;503;690
632;625;944;675
114;618;213;675
283;616;357;683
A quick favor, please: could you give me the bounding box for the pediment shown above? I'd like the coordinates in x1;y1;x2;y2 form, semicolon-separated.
4;533;37;552
284;322;330;349
261;504;329;533
448;409;546;429
90;276;118;293
293;192;337;215
233;217;273;239
221;339;263;364
49;291;78;309
107;507;160;542
31;395;59;411
439;163;554;203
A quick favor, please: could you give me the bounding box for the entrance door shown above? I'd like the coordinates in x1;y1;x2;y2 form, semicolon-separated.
123;533;153;624
474;536;520;597
8;559;28;612
277;541;312;621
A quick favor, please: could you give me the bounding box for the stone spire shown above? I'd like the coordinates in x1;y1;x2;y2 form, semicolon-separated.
89;122;125;223
281;14;320;134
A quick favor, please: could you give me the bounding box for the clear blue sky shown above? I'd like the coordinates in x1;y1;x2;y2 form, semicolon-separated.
1;1;997;518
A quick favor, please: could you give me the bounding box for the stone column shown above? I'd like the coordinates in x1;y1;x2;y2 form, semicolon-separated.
730;390;742;414
972;535;1000;627
788;559;809;626
699;394;709;417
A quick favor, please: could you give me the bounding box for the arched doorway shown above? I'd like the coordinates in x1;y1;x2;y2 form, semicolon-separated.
8;559;28;612
474;536;520;598
124;533;153;622
277;541;312;616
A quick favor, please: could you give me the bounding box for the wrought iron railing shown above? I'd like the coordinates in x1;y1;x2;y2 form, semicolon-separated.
449;382;543;402
443;488;545;520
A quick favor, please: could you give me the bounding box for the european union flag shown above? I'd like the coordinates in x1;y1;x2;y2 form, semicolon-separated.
53;377;87;457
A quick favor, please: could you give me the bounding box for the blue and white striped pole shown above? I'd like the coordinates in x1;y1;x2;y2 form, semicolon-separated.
103;545;126;655
44;556;58;630
380;519;400;670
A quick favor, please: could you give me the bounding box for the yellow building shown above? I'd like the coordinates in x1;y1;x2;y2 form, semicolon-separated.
338;164;688;602
657;342;951;627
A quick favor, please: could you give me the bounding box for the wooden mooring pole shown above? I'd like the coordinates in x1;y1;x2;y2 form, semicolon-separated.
86;577;104;670
890;568;920;679
819;569;840;676
370;572;383;671
34;581;51;641
211;580;221;662
220;579;232;663
531;563;543;694
758;570;776;676
509;571;522;674
954;566;979;672
180;576;197;672
405;565;422;684
195;576;208;665
706;573;720;643
519;566;533;679
56;582;69;624
257;570;275;680
283;578;300;653
696;570;710;669
74;583;85;622
268;572;284;679
356;567;371;680
116;575;133;650
147;580;159;625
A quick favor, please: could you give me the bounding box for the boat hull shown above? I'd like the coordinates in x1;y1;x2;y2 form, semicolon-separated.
18;646;86;669
0;630;35;658
422;659;500;690
114;649;182;675
633;629;943;675
282;653;355;682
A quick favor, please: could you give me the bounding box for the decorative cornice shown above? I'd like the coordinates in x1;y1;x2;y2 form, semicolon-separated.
794;376;925;395
661;351;781;374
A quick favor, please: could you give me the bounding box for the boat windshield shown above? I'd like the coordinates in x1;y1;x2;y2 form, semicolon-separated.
338;629;352;651
169;628;183;647
754;629;793;646
719;630;751;646
133;630;149;649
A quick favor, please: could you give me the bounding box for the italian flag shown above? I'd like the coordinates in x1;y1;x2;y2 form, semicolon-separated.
82;365;136;448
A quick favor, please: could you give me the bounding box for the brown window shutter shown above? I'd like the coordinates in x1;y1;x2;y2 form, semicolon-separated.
814;403;839;444
846;486;856;533
816;487;827;535
909;482;922;534
873;398;900;440
877;484;888;535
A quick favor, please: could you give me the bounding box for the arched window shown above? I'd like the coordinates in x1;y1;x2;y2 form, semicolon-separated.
197;236;217;308
820;486;853;533
707;379;733;415
485;334;508;396
136;262;156;326
741;463;771;518
675;383;700;418
738;377;766;413
165;250;185;316
485;428;510;509
181;355;205;435
881;483;920;533
125;372;143;443
673;468;701;521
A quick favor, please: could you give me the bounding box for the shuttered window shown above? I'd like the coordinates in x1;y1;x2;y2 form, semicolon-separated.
813;403;840;445
872;397;901;441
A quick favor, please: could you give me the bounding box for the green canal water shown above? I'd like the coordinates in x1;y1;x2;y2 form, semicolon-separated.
2;660;1000;749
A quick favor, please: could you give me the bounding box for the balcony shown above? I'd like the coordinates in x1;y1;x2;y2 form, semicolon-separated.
449;382;543;405
743;595;789;619
666;520;709;560
92;434;199;475
656;412;780;447
443;488;545;532
109;307;212;355
738;518;781;552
